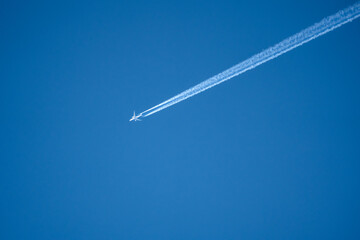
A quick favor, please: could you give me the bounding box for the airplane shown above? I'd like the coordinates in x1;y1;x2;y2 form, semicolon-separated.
129;111;142;122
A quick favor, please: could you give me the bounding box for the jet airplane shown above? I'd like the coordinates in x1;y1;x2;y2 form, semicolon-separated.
129;111;142;122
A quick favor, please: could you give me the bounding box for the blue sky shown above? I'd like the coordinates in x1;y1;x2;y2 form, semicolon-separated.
1;0;360;239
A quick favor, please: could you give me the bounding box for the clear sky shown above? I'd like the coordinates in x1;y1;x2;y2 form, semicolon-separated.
1;0;360;239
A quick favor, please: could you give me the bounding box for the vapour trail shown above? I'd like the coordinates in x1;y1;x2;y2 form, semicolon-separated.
137;2;360;119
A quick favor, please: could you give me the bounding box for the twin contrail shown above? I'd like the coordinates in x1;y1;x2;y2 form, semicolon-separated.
134;2;360;120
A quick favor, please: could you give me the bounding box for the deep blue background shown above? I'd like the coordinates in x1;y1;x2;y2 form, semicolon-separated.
1;0;360;239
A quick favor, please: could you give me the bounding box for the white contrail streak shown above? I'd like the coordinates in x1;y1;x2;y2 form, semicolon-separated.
136;2;360;119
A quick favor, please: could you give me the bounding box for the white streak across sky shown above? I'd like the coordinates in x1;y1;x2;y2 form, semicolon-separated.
135;2;360;120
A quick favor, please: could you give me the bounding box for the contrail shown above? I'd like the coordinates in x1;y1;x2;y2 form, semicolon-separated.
134;2;360;120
